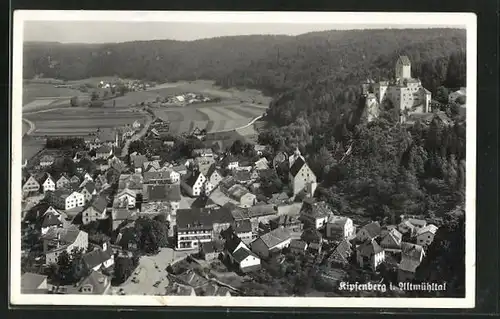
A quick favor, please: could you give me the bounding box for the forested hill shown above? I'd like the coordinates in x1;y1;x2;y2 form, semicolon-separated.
24;29;465;95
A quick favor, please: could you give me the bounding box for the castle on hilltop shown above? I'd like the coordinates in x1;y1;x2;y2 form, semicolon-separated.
362;56;432;123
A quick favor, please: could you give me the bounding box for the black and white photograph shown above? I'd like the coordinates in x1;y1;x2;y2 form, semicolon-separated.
10;11;476;308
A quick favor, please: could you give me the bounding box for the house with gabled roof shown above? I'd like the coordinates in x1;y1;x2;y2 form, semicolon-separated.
39;155;55;168
299;199;332;230
21;273;48;294
82;242;114;272
56;174;71;189
46;189;85;210
131;154;148;173
380;228;403;251
398;220;417;237
115;188;136;209
398;242;426;282
328;239;353;266
43;226;88;264
326;215;355;240
226;184;256;208
80;181;97;203
40;173;56;193
288;148;317;197
143;184;181;215
250;227;292;259
82;195;108;225
95;145;113;160
253;157;270;171
22;174;40;195
224;233;261;273
77;270;111;295
181;170;206;197
289;239;308;254
356;239;385;270
356;221;382;242
143;160;161;172
118;173;143;194
416;224;439;247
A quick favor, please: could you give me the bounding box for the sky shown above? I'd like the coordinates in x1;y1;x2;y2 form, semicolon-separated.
23;21;463;43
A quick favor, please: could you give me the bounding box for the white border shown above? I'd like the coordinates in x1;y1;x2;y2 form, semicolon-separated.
10;11;477;308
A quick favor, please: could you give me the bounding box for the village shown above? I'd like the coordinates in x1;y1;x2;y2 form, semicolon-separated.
20;109;444;297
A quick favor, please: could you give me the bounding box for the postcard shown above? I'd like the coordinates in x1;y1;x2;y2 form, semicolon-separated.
11;10;476;308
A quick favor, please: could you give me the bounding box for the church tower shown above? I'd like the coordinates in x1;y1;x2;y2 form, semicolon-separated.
395;56;412;80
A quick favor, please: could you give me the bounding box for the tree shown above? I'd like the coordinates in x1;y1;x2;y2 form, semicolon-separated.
259;169;284;197
435;86;449;104
112;254;139;285
134;216;169;254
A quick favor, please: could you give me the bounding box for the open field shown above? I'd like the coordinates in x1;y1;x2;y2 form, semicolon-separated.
24;108;148;137
22;137;46;163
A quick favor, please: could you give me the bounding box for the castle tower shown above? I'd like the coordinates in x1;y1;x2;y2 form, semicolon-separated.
395;56;411;80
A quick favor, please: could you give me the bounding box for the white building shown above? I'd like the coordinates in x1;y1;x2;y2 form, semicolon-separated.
47;189;85;210
326;216;355;239
416;224;439;247
180;171;206;197
42;174;56;193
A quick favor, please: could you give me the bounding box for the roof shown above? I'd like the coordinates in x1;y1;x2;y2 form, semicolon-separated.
183;171;203;188
302;201;332;218
408;218;427;227
91;196;108;212
328;215;350;227
362;221;382;238
247;204;275;218
96;145;111;154
417;224;439;236
401;242;425;260
383;228;403;246
308;242;322;250
83;181;96;194
42;213;62;228
145;184;181;202
329;239;352;263
176;207;233;230
112;208;133;221
398;55;411;65
234;219;252;233
205;164;219;179
232;247;257;263
399;258;421;273
82;247;113;269
78;271;110;294
60;226;83;244
21;272;47;291
227;184;252;201
233;170;252;182
132;154;148;168
356;239;383;256
192;196;218;208
289;239;308;250
177;269;209;288
255;228;291;248
40;155;55;162
118;174;143;190
201;241;223;254
289;156;306;177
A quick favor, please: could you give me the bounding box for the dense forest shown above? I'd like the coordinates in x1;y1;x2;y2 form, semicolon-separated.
25;28;467;296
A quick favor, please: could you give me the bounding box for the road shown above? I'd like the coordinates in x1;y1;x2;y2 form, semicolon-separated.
113;247;195;296
22;118;36;136
121;113;153;157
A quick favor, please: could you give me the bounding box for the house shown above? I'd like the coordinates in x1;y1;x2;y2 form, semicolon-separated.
143;184;181;215
233;170;253;184
192;148;214;158
269;214;302;232
175;208;214;250
233;219;253;243
288;148;317;196
70;175;81;185
416;224;439;247
328;239;353;266
118;173;143;194
268;192;290;206
225;234;261;273
131;154;148;173
407;218;427;231
205;164;223;188
380;228;403;251
308;242;322;254
82;195;108;225
253;157;270;171
398;220;417;237
73;151;88;163
41;210;66;235
21;273;48;294
250;227;292;259
200;241;223;261
254;144;267;156
235;160;253;172
95;145;113;160
41;173;56;193
398;243;426;282
77;271;111;295
143;160;161;172
144;170;179;184
326;215;355;240
79;182;97;203
226;184;256;208
56;175;71;189
289;239;308;254
299;200;332;230
82;242;114;272
94;174;109;191
356;239;385;270
83;172;94;182
225;156;239;170
43;227;89;264
47;189;85;210
108;156;126;173
172;164;187;175
115;188;136;209
111;208;134;231
181;170;206;197
39;155;55;168
22;175;40;195
356;221;382;242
